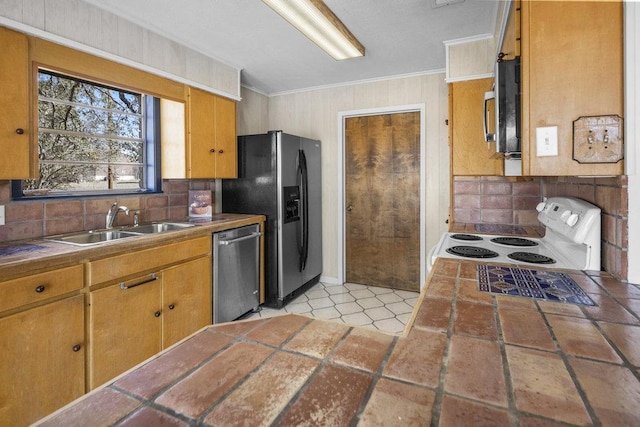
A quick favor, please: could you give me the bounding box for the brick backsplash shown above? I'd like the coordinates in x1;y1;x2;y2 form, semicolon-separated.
0;179;216;243
540;176;628;281
452;175;629;281
453;176;543;226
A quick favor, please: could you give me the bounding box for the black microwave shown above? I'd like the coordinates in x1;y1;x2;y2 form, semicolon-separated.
484;57;521;158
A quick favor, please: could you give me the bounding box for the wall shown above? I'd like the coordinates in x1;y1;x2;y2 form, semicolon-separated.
259;73;450;283
0;180;217;242
452;176;542;226
237;87;270;135
445;36;495;82
0;0;239;99
451;175;629;281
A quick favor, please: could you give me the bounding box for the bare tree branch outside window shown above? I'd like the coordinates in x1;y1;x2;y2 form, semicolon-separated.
23;70;146;195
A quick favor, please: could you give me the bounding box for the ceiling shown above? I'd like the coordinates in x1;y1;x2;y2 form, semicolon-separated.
81;0;502;95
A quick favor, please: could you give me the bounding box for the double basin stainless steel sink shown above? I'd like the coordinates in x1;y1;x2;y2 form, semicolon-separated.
46;222;196;246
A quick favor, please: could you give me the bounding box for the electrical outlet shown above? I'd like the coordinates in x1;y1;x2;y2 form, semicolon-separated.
0;205;5;226
536;126;558;157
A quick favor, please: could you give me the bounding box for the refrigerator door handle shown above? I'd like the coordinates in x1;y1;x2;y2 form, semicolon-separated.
298;149;309;272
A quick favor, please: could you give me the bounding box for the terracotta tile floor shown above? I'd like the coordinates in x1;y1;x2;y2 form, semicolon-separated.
37;258;640;426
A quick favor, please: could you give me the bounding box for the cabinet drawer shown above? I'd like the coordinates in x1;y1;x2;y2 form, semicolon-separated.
0;265;84;313
88;236;210;286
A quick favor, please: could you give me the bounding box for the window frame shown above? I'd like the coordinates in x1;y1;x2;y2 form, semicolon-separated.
12;69;163;200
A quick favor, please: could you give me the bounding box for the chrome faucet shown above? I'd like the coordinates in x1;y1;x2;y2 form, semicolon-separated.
106;202;129;228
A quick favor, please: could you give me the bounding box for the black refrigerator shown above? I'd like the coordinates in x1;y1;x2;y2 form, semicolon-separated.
222;131;322;308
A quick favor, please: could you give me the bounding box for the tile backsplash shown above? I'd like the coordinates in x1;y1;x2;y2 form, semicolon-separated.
452;176;628;281
0;179;217;242
453;177;543;226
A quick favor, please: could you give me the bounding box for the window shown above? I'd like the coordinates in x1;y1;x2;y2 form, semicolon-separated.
15;69;160;197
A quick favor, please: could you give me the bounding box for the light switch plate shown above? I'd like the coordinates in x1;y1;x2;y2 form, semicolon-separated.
536;126;558;157
0;205;5;226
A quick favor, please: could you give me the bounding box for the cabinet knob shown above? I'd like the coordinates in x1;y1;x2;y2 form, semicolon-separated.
209;148;216;153
72;344;81;352
168;304;175;310
15;128;24;135
35;285;46;293
218;149;224;154
154;311;161;317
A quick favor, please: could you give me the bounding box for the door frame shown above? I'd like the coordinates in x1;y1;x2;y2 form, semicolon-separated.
337;104;426;290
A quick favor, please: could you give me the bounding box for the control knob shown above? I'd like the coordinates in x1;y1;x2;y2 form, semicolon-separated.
535;202;547;212
566;213;579;227
560;210;571;222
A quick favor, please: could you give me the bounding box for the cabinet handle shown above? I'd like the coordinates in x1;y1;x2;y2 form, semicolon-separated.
209;148;216;153
15;128;24;135
154;311;161;317
72;344;81;352
35;285;46;293
120;273;157;290
218;149;224;154
168;304;175;310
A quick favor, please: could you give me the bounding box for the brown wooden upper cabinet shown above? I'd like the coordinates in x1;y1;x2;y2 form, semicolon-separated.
519;0;624;176
187;87;238;179
162;88;237;179
0;27;34;179
449;78;504;176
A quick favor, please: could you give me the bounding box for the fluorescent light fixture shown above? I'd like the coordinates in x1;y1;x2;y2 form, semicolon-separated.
262;0;365;60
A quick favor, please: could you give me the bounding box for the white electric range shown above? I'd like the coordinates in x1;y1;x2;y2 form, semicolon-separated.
428;197;602;272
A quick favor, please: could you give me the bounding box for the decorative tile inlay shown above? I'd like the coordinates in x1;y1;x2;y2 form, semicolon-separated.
477;265;596;306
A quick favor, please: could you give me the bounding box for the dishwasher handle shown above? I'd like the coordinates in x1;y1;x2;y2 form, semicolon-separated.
217;231;262;246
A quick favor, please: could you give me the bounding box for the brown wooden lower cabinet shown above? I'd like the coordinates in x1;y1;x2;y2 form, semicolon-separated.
88;254;212;390
162;256;212;348
0;295;85;427
88;272;163;389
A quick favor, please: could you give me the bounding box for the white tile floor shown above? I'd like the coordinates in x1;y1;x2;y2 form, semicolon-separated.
244;281;420;334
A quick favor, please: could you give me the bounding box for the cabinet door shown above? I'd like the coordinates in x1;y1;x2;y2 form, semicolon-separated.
162;256;212;347
188;87;216;178
450;79;504;176
0;27;32;179
0;295;85;425
521;0;623;176
213;95;238;178
89;273;162;389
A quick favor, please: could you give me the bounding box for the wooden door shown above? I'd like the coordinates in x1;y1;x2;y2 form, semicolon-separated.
88;274;162;389
345;112;420;291
0;27;32;179
162;256;212;347
0;295;85;425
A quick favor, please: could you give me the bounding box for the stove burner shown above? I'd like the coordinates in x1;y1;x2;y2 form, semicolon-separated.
490;237;538;247
451;234;484;242
446;246;499;259
508;252;556;264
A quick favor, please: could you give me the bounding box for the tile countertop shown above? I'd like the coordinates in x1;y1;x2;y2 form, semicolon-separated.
0;213;264;280
34;258;640;426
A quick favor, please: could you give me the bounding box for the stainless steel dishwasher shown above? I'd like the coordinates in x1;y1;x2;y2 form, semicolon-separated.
212;224;261;323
